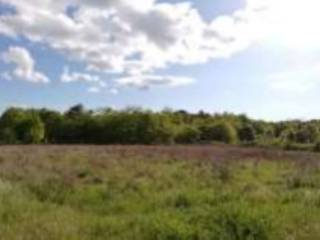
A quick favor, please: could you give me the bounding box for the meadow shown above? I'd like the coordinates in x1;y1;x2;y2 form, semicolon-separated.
0;145;320;239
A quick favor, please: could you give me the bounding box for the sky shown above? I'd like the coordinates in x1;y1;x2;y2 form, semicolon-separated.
0;0;320;121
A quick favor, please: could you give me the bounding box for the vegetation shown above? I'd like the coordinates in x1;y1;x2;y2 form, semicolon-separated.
0;145;320;239
1;104;320;152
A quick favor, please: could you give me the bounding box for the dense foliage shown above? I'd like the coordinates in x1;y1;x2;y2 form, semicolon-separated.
1;104;320;151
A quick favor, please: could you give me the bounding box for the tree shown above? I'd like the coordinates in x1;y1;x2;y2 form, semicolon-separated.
18;112;45;144
38;109;63;143
238;124;256;143
0;128;16;144
279;128;295;144
2;105;320;149
295;125;319;144
175;125;201;144
200;122;238;144
0;108;26;144
0;108;45;144
65;104;86;119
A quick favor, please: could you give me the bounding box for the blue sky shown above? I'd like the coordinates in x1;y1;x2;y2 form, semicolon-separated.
0;0;320;121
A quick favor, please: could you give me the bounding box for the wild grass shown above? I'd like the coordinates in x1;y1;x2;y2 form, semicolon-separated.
0;145;319;239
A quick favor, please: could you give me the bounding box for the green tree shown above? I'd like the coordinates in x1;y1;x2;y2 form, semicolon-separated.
65;104;86;119
200;122;238;144
213;122;238;144
175;125;201;144
38;109;63;143
238;124;256;143
0;128;16;144
295;125;319;144
18;112;45;144
0;108;26;144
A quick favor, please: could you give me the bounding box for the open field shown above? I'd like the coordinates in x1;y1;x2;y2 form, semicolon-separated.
0;145;320;239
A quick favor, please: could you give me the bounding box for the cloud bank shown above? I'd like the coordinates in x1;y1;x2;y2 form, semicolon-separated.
1;0;310;91
0;0;261;90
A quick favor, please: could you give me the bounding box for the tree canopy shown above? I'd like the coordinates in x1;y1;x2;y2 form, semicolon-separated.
0;105;320;151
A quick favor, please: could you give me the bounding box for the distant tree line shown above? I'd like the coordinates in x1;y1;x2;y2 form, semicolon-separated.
1;104;320;151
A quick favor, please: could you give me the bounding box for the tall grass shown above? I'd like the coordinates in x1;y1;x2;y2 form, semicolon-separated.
0;145;319;239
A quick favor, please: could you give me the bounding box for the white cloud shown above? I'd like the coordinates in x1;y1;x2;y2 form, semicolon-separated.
116;75;194;89
268;64;320;94
61;66;112;93
245;0;320;49
2;0;317;90
88;85;118;94
1;46;49;83
61;66;100;83
0;0;261;89
87;86;100;93
109;88;119;95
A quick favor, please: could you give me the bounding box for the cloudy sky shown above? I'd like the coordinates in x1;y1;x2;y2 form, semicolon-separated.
0;0;319;120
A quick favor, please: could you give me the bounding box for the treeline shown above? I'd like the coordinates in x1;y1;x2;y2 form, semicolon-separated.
1;104;320;151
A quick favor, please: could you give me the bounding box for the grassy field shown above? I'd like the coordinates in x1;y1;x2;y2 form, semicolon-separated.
0;145;320;239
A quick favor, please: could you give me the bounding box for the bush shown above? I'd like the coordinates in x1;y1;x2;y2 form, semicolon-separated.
0;109;45;144
283;142;313;152
314;141;320;152
200;122;238;144
175;126;201;144
238;124;256;143
18;113;45;144
0;128;17;144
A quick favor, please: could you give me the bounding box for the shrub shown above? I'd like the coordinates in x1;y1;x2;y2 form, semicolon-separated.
211;122;238;144
0;109;45;144
283;142;313;152
314;141;320;152
175;125;201;144
18;113;45;144
0;128;16;144
238;124;256;143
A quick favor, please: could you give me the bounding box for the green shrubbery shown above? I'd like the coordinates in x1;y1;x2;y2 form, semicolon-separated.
208;122;238;144
0;108;45;144
175;125;201;144
2;105;320;151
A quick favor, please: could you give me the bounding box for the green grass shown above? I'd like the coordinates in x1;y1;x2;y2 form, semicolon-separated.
0;145;320;239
